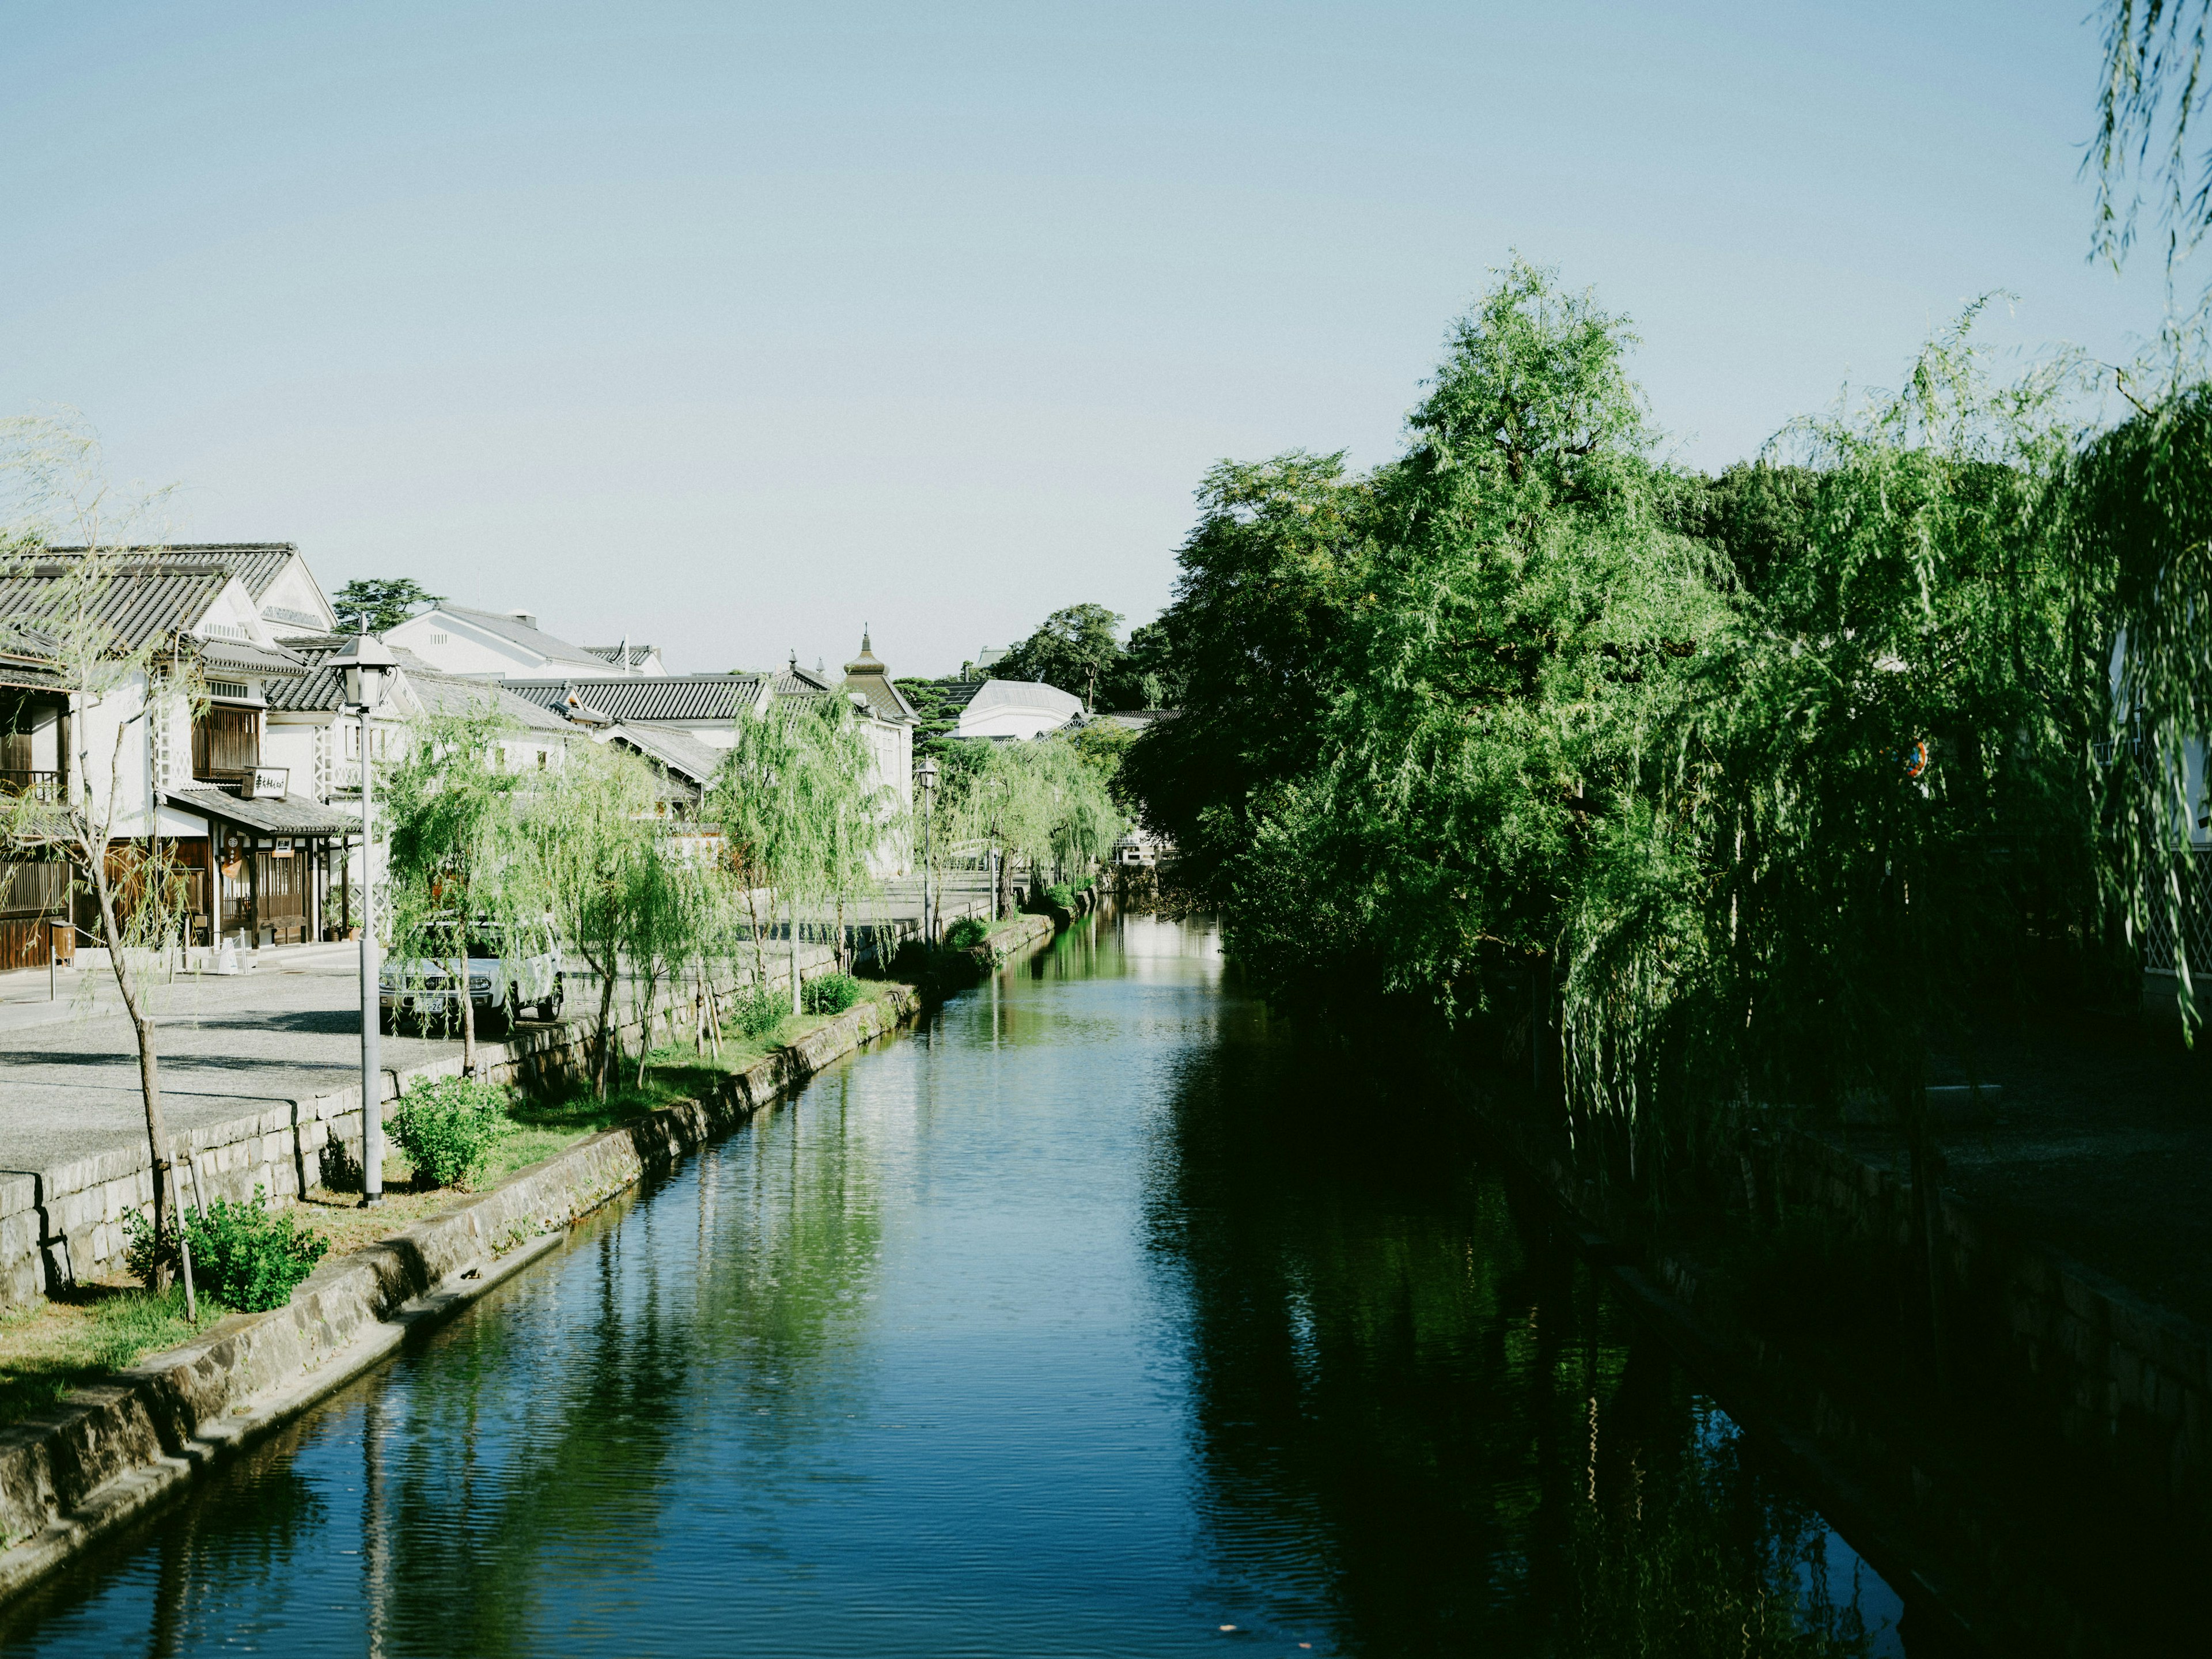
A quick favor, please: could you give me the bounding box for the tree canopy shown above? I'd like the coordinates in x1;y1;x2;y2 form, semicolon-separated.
331;577;442;632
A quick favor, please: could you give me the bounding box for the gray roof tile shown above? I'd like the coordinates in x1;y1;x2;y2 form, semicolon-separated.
500;673;766;723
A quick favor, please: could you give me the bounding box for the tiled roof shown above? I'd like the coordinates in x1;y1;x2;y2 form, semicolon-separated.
161;785;357;836
0;560;228;654
584;643;658;669
928;679;987;713
410;670;573;733
46;543;298;601
768;668;835;700
441;605;607;669
607;723;724;783
842;673;916;722
200;639;309;679
500;673;766;724
266;637;571;733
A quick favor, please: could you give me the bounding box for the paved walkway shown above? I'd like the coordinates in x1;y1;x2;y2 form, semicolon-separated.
0;873;997;1183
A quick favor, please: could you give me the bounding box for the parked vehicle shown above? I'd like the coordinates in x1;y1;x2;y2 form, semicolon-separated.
379;920;563;1035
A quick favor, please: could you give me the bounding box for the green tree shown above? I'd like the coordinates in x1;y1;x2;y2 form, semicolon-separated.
527;741;658;1098
382;706;545;1077
0;416;204;1287
998;602;1124;710
1118;450;1371;906
1104;617;1181;710
331;577;442;632
708;698;884;1015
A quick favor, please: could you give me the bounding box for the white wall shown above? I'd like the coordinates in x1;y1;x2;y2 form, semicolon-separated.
387;612;546;678
258;557;335;631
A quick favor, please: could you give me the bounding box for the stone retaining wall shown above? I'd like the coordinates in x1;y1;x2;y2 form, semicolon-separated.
0;982;925;1592
1775;1128;2212;1543
0;919;940;1312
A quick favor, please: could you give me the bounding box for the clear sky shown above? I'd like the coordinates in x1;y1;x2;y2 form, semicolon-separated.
0;1;2177;677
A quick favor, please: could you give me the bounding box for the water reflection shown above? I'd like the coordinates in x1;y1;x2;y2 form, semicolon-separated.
0;910;1903;1657
1147;1007;1899;1654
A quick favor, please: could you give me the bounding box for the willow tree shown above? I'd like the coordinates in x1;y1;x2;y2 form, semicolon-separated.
1190;260;1730;1026
709;696;884;1010
959;735;1122;906
0;417;202;1286
528;741;658;1097
2071;380;2212;1036
1556;312;2109;1385
382;706;544;1076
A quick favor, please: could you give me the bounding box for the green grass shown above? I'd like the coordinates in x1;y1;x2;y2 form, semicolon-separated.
0;976;916;1430
0;1284;228;1426
482;979;910;1181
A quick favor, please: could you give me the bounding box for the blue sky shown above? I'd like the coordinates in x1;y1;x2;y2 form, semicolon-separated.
0;1;2177;676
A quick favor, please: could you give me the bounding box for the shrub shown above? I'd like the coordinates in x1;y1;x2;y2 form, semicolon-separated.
124;1186;331;1312
732;984;786;1039
945;916;990;951
801;972;862;1015
1046;882;1076;911
390;1075;511;1190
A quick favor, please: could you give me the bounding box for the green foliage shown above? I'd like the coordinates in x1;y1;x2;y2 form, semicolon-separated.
2071;377;2212;1031
1125;260;2141;1198
2088;0;2212;268
527;743;662;1096
997;602;1124;707
801;972;862;1014
383;707;546;1069
731;985;787;1039
390;1075;512;1190
126;1187;331;1313
944;916;990;950
329;576;442;632
1044;882;1077;911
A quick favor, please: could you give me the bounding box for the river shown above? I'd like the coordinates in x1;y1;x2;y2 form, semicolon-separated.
0;910;1909;1657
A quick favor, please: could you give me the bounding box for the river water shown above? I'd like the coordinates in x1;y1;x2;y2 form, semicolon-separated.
1;911;1908;1657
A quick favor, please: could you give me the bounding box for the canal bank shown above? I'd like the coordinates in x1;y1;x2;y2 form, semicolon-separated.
1464;1080;2204;1657
0;910;1913;1658
0;913;1065;1603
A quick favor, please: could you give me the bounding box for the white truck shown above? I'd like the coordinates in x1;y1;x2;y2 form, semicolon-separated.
378;921;564;1035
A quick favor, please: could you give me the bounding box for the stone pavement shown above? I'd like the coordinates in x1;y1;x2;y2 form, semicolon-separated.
0;872;996;1186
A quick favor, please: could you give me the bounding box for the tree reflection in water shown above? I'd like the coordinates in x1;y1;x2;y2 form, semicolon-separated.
0;910;1903;1659
1145;990;1900;1656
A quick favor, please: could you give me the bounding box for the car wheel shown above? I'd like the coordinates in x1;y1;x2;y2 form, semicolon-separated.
537;981;563;1022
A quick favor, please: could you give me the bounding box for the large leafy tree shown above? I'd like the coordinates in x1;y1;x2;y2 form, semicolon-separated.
1234;260;1729;1013
331;577;442;632
997;602;1124;709
1119;450;1372;904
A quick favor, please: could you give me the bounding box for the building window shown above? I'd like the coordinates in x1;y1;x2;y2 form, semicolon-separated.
206;680;251;702
429;632;449;645
191;707;259;780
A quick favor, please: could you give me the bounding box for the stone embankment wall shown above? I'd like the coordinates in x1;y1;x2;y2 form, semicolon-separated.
0;984;923;1595
1775;1130;2212;1548
0;911;974;1311
1494;1108;2210;1656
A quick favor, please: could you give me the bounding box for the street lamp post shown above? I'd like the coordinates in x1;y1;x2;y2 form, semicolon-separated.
330;629;397;1207
916;756;938;947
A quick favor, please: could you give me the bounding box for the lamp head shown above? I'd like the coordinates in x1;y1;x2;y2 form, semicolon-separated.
916;756;939;793
328;630;399;711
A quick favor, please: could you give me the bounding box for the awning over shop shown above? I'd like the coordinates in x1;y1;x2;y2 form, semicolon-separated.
159;785;357;838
